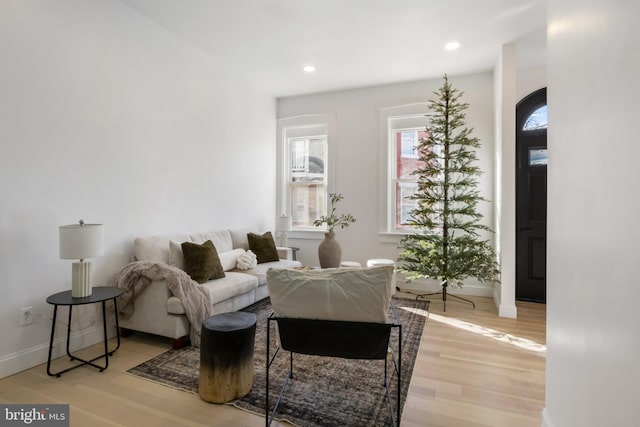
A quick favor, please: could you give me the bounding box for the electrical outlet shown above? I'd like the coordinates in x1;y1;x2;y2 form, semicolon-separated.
20;307;33;326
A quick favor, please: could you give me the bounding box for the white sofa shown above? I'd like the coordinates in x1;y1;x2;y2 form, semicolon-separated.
119;228;301;347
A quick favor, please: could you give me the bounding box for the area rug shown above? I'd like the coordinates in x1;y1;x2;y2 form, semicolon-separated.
127;297;429;427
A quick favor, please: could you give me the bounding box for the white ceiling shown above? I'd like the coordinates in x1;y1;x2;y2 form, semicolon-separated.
121;0;547;97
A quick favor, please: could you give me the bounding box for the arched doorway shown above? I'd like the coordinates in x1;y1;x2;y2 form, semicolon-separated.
516;88;547;303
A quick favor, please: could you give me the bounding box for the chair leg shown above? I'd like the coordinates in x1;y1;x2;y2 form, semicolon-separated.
266;318;269;427
383;325;403;427
289;351;294;379
397;325;402;426
266;316;293;427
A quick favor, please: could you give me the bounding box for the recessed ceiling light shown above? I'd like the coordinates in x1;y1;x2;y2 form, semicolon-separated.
444;41;460;51
303;65;316;73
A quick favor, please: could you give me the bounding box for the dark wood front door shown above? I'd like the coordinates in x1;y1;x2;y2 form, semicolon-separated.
516;88;547;303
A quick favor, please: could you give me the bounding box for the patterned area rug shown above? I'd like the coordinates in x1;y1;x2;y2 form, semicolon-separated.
127;297;429;427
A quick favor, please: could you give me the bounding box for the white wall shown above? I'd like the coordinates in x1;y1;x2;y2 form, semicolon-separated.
277;73;496;296
517;64;546;102
544;0;640;425
493;44;518;318
0;0;275;377
493;35;546;319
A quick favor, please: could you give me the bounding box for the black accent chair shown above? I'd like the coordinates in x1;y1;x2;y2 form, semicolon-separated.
265;300;402;426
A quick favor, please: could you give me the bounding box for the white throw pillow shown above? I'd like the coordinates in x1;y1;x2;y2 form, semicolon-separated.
236;250;258;270
168;240;186;270
218;248;247;272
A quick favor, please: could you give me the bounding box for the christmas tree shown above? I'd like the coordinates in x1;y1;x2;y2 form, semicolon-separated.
397;75;499;311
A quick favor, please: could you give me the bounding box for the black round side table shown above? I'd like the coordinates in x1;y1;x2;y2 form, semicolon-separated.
198;311;257;403
46;286;124;377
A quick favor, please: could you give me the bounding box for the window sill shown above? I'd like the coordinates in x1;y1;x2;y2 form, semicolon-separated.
289;229;327;241
377;232;411;244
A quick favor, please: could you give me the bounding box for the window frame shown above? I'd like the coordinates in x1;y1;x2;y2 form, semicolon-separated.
287;134;328;230
390;126;426;233
378;105;431;238
277;114;336;239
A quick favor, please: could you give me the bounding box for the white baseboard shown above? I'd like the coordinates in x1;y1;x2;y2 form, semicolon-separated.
0;325;111;379
498;303;518;318
493;282;501;306
492;282;518;318
541;408;554;427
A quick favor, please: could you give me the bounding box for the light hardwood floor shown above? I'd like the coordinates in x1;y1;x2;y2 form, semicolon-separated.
0;295;545;426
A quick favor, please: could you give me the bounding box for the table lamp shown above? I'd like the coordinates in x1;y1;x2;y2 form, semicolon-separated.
59;220;104;298
275;215;292;247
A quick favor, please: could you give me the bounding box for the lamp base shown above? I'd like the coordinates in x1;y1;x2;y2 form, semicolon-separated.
279;232;288;247
72;261;92;298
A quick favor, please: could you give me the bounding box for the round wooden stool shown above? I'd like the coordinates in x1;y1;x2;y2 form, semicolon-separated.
340;261;362;268
198;311;257;403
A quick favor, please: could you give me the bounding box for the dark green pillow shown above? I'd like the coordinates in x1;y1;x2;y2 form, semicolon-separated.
181;240;225;283
247;231;280;264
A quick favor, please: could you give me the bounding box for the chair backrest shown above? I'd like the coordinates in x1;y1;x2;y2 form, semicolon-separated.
266;265;394;323
265;265;402;426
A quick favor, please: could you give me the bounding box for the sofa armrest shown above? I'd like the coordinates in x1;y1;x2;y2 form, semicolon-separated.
277;246;293;260
117;278;191;339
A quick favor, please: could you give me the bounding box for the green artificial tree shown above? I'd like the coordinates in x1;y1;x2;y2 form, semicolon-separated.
397;75;499;311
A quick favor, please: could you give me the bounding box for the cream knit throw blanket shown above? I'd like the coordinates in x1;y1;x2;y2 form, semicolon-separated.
112;261;211;347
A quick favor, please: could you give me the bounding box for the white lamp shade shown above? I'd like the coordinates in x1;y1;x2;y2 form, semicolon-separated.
59;223;104;260
276;216;292;232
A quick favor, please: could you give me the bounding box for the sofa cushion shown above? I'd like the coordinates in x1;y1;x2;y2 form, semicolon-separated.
181;240;225;283
199;272;259;306
166;272;259;314
248;231;279;263
229;228;254;250
267;266;394;323
189;230;233;253
134;234;191;263
237;259;301;285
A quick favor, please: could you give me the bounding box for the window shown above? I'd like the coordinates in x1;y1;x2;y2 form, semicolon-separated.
378;104;430;238
398;182;418;225
288;136;327;228
392;128;429;231
277;115;334;233
523;105;547;131
400;131;420;158
529;148;548;166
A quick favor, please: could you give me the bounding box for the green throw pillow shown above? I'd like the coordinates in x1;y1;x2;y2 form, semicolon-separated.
247;231;280;264
181;240;225;283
